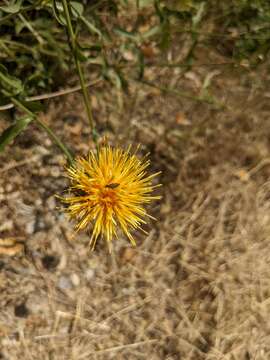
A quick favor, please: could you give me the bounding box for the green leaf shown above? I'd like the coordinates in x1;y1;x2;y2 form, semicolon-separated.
19;100;44;113
0;116;33;152
15;20;27;35
192;2;205;28
71;1;84;17
141;25;161;39
0;65;24;97
80;15;103;37
0;0;23;14
112;69;128;92
52;0;66;25
113;27;139;41
75;41;102;53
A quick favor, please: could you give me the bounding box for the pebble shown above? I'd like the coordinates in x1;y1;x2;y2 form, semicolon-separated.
85;268;95;281
58;275;72;290
25;219;36;235
35;198;42;207
44;139;52;147
35;145;50;155
50;166;61;178
70;273;80;287
5;184;13;192
47;196;56;210
121;287;136;295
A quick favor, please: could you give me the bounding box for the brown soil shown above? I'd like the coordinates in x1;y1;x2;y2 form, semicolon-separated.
1;45;270;360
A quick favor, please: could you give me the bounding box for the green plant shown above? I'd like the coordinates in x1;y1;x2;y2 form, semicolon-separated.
1;0;270;160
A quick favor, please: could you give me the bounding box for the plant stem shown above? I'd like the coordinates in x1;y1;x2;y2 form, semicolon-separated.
61;0;96;142
140;80;225;109
11;97;74;164
36;118;74;164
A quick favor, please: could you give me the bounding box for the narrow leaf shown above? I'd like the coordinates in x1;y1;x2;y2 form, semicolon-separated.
52;0;66;25
113;27;139;41
80;15;103;37
0;0;23;14
71;1;84;18
0;116;33;152
20;100;44;113
0;65;24;97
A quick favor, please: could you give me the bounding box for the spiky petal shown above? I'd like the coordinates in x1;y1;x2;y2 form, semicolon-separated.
61;145;160;250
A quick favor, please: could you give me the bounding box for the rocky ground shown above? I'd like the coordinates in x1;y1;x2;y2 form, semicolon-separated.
1;43;270;359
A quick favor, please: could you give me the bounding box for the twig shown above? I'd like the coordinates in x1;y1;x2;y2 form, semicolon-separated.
0;78;102;111
140;79;226;108
78;339;158;359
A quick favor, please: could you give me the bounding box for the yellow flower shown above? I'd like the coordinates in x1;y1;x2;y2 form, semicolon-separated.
61;145;161;250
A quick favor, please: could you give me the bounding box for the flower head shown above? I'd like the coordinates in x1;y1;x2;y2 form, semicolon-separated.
61;145;160;250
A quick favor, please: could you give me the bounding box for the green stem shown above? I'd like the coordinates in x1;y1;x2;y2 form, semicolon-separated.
36;118;74;164
74;56;95;132
11;97;74;164
11;98;34;117
140;80;225;109
61;0;96;143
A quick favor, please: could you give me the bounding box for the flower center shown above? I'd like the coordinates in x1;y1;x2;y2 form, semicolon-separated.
99;187;118;207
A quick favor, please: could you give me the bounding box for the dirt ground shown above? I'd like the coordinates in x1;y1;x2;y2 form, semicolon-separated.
1;43;270;360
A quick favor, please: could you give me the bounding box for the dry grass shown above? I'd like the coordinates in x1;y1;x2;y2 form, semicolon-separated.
1;41;270;360
2;163;270;359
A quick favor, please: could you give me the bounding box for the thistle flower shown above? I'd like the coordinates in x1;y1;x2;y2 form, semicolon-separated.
61;145;161;250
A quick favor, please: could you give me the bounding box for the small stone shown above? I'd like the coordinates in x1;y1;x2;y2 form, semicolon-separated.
58;276;72;290
44;138;52;146
122;50;134;61
70;273;80;287
50;166;60;178
175;112;191;126
47;196;56;210
5;184;13;192
156;124;165;136
35;199;42;207
35;145;50;155
25;219;36;235
85;268;95;281
122;286;135;295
